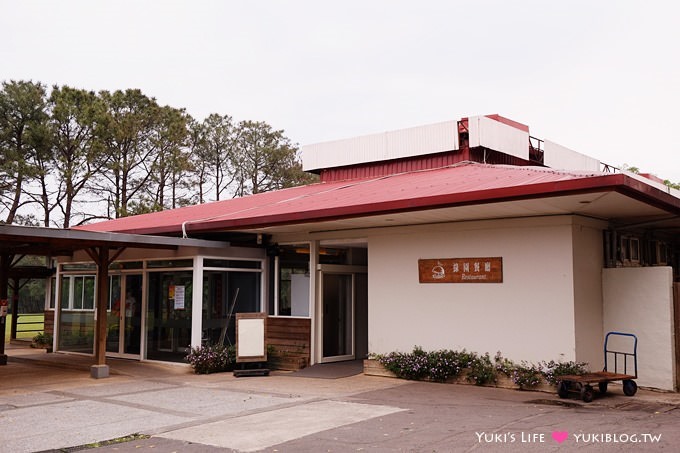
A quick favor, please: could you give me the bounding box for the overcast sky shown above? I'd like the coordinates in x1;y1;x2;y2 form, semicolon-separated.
3;0;679;182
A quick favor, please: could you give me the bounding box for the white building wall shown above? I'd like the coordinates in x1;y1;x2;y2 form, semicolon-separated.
366;216;577;363
301;121;459;172
544;140;601;172
572;220;606;369
603;267;675;390
468;115;529;160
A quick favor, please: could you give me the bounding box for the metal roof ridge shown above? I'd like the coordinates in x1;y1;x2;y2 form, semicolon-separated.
477;162;606;178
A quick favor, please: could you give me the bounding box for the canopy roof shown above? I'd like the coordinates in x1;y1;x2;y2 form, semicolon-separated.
76;162;680;237
0;224;229;257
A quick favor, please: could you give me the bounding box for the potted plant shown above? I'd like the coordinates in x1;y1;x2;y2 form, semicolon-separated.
32;332;53;352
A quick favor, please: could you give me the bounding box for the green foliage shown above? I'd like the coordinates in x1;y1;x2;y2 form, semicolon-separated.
426;349;469;382
373;347;589;389
541;359;588;385
620;164;640;174
231;120;313;196
373;346;430;380
47;85;108;227
373;347;486;384
508;362;543;389
664;179;680;190
185;343;236;374
0;80;49;224
85;433;149;448
32;332;52;346
466;352;497;386
1;79;312;226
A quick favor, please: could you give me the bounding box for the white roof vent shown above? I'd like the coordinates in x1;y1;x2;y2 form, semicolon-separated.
301;120;460;172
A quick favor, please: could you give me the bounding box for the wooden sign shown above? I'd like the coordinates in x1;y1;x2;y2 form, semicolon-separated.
418;257;503;283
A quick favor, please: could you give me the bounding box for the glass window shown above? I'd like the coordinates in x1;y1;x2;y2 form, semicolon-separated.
147;259;193;269
58;275;94;354
83;276;95;310
109;261;143;270
274;245;310;317
73;277;84;310
204;259;261;269
109;275;121;311
107;275;122;353
202;270;261;346
60;277;70;308
319;246;367;265
62;263;97;271
49;277;56;310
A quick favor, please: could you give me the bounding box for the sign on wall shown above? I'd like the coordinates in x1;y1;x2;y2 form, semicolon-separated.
418;257;503;283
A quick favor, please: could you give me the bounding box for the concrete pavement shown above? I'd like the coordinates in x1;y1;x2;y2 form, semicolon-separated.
1;344;680;452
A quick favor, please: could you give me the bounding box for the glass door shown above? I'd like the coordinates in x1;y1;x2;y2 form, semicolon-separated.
321;273;354;362
146;271;193;363
107;274;143;357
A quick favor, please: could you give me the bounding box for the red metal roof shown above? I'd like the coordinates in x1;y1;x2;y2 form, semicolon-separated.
76;162;680;236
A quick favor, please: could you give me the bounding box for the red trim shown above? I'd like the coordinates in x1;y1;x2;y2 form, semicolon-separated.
185;174;629;233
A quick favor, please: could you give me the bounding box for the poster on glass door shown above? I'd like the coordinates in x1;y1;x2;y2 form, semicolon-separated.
169;285;186;310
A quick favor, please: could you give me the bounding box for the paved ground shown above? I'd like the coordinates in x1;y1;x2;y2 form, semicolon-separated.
2;344;680;452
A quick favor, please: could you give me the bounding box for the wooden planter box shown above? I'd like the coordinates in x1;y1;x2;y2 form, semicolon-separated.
363;359;556;393
363;359;397;378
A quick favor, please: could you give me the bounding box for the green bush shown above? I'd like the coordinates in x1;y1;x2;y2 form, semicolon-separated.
509;362;543;389
32;332;52;346
372;347;589;389
426;349;468;382
374;347;488;383
466;352;497;386
541;359;588;385
375;346;430;380
186;343;236;374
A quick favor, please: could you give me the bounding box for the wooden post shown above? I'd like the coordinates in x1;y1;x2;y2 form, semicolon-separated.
10;277;19;340
90;246;111;378
674;283;680;392
0;254;9;365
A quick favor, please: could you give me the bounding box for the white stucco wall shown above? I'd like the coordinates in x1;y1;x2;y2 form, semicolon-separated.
603;267;675;390
367;217;578;363
572;221;605;370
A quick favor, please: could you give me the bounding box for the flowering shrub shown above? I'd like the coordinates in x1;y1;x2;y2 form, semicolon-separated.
373;347;485;383
186;344;236;374
372;347;589;389
540;359;588;385
509;362;543;389
494;351;515;375
426;349;468;382
466;352;497;386
375;346;430;380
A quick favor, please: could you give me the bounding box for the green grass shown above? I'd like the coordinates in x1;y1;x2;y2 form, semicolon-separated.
53;433;149;452
3;313;45;342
